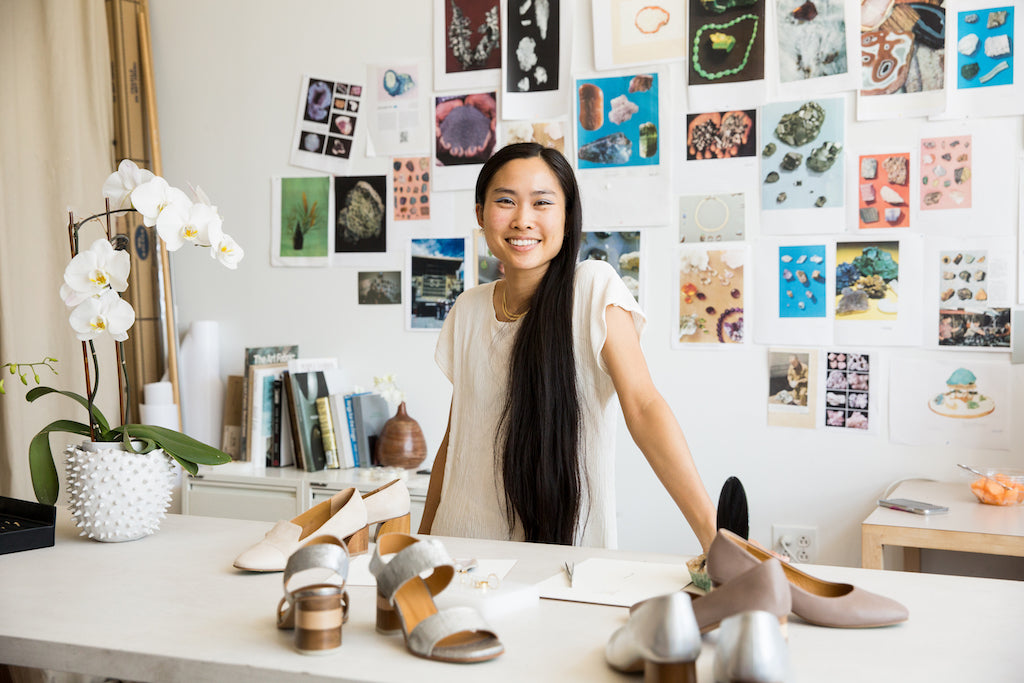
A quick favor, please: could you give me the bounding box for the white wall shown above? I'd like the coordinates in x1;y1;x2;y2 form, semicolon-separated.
149;0;1024;567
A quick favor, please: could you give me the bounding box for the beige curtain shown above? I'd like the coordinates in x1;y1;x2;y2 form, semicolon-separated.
0;0;117;504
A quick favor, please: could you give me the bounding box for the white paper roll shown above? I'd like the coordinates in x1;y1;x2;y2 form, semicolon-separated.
177;320;224;448
140;403;180;430
144;381;174;406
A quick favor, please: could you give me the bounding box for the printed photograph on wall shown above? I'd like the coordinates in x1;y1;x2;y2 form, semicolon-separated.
334;176;387;254
435;92;498;166
920;135;973;210
928;366;996;418
358;271;402;305
956;7;1014;89
443;0;501;74
409;237;466;329
776;0;849;83
823;351;870;430
580;230;642;304
592;0;685;69
366;63;429;157
767;347;818;429
677;246;745;345
685;110;756;160
834;241;899;320
290;76;363;174
576;73;660;169
687;0;765;85
501;119;566;152
679;193;745;243
857;153;910;228
760;98;845;210
393;157;431;221
277;176;330;260
778;244;826;318
939;308;1011;348
938;249;989;310
505;0;560;93
860;1;945;96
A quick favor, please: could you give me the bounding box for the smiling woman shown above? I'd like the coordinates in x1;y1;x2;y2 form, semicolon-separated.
418;143;717;552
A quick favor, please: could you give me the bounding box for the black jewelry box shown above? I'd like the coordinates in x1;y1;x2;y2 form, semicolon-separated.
0;496;56;555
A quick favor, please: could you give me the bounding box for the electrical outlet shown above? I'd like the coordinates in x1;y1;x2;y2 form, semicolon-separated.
771;524;817;564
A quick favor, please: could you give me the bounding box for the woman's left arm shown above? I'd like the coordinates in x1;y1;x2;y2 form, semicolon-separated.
602;304;717;552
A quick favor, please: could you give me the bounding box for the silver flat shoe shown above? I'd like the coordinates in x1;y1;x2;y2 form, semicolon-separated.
606;591;701;682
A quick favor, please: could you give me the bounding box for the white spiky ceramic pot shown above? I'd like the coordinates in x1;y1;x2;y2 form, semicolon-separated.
65;441;178;542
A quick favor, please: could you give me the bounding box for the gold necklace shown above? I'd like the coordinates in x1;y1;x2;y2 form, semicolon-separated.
501;283;529;322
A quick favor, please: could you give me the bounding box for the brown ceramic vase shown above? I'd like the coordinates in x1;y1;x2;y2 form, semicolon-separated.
375;402;427;469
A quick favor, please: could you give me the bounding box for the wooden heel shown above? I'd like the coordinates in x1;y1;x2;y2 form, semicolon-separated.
294;594;343;654
344;525;369;556
376;591;402;635
644;659;697;683
375;513;410;540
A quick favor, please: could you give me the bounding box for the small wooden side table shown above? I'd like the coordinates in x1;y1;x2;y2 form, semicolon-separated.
861;479;1024;570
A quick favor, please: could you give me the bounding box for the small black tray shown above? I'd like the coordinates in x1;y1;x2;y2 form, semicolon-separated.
0;496;56;555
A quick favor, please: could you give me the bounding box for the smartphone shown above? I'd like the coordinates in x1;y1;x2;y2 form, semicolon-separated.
877;498;949;515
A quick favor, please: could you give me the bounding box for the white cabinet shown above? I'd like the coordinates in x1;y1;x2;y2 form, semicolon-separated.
183;462;428;532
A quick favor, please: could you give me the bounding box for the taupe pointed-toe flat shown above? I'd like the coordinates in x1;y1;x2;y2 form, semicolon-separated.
689;558;791;634
707;529;909;628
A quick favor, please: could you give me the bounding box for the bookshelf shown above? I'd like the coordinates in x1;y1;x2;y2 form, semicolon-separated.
182;462;428;531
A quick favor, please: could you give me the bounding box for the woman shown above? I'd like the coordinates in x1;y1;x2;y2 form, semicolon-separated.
419;143;716;551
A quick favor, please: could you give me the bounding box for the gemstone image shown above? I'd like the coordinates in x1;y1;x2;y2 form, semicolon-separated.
806;142;842;173
578;132;632;165
578;84;603;131
639;123;658;158
774;101;825;147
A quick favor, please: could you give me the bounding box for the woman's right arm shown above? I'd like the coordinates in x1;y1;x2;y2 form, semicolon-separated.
417;402;452;534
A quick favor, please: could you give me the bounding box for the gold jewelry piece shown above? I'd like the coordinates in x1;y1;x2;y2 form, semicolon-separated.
502;283;529;321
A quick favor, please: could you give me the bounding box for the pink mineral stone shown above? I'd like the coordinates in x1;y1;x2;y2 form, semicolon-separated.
860;183;876;203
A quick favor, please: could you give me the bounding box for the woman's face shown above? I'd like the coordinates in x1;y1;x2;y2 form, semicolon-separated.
476;157;566;279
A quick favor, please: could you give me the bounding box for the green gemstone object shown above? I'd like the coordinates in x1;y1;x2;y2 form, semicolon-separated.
692;14;759;81
639;122;658;159
709;32;736;53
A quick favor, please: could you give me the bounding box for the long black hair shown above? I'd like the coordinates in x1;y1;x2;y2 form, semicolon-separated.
474;143;584;545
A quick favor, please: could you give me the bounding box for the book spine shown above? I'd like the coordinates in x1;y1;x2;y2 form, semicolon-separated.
239;371;250;460
316;396;340;469
283;372;304;470
352;395;369;469
269;379;283;467
344;394;360;468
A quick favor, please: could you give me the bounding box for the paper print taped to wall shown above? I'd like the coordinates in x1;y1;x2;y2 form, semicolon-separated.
889;359;1009;449
592;0;685;69
685;110;757;160
366;63;429;157
823;351;870;431
358;271;402;305
435;92;498;167
760;98;844;211
834;241;899;320
505;0;560;94
393;157;431;222
778;244;826;318
501;119;566;152
938;307;1011;348
687;0;766;85
580;230;642;305
937;249;989;310
920;136;972;210
775;0;849;83
575;73;660;169
409;237;467;330
272;176;331;266
859;1;945;96
436;0;501;87
679;193;745;243
676;246;746;345
290;76;363;174
857;153;910;229
956;6;1014;90
334;176;387;254
766;348;818;428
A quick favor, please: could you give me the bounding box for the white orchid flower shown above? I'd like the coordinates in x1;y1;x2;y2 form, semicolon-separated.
101;159;155;210
68;290;136;342
212;234;244;269
62;238;131;303
130;176;190;227
156;201;223;251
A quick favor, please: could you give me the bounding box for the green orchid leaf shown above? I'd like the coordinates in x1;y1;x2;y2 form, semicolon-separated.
29;419;92;505
26;386;110;433
114;424;232;466
167;452;200;477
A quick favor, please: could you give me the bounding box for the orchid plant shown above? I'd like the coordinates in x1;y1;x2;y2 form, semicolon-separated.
27;160;240;506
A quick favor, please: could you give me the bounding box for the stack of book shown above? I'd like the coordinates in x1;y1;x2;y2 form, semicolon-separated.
235;346;394;472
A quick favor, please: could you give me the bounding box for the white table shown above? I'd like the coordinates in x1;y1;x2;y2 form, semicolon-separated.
2;511;1023;682
861;480;1024;571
